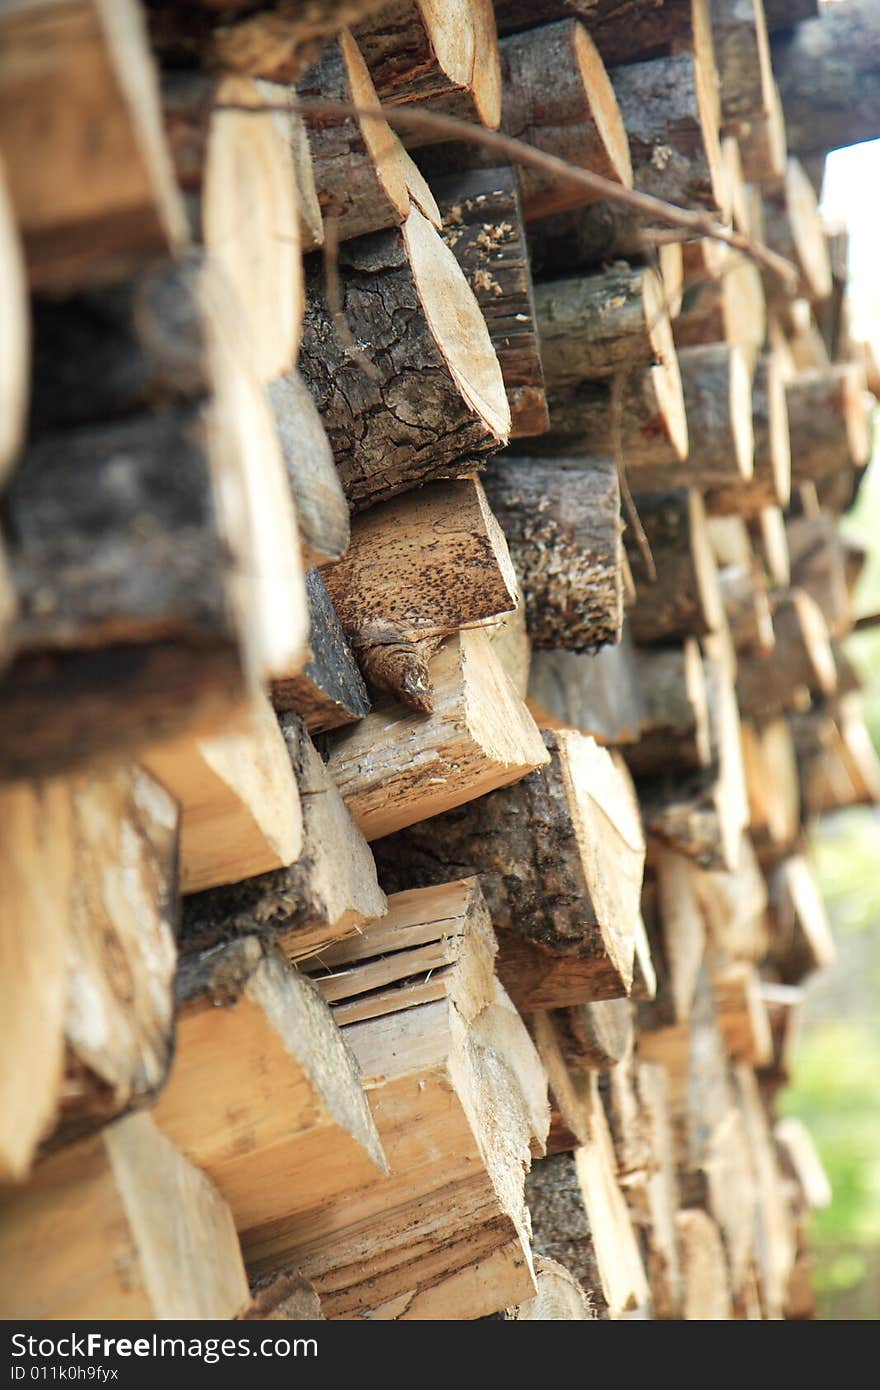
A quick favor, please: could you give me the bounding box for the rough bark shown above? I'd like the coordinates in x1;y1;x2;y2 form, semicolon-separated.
267;370;350;568
534;264;677;386
527;629;644;745
622;640;712;778
482;457;623;651
271;570;370;733
298;205;509;512
624;489;723;644
495;0;703;68
785;364;871;483
352;0;481;105
706;352;792;515
525;1152;609;1317
434;167;549;438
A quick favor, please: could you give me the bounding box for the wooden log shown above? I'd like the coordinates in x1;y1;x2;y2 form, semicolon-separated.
713;963;774;1065
527;629;644;745
737;74;788;183
538;362;689;467
706;352;792;515
718;564;776;654
162;71;302;381
743;716;801;856
762;160;832;304
676;1209;734;1319
711;0;777;137
766;855;835;983
734;1064;796;1319
352;0;484;109
787;514;851;639
423;19;633;221
736;589;837;719
287;104;324;253
622;640;711;778
774;1117;832;1213
627;344;754;490
625;489;724;644
495;0;706;68
785;364;871;484
153;937;388;1265
434;168;549;438
625;1061;683;1318
535;264;677;387
374;729;643;1009
673;250;767;367
142;692;303;893
0;0;186;291
267;370;350;568
181;713;387;965
270;571;370;732
504;1255;596;1319
298;205;510;512
481;457;623;651
0;1114;249;1320
0;769;178;1181
771;0;880;159
548;1000;634;1071
326;627;548;840
320;478;517;710
0;157;27;483
526;1151;609;1317
660;241;685;318
482;578;532;697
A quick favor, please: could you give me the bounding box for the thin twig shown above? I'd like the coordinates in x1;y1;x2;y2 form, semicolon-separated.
213;94;799;289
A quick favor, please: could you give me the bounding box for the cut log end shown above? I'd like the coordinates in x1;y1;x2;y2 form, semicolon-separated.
572;22;633;194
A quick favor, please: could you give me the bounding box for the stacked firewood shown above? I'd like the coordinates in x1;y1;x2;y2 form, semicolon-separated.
0;0;876;1320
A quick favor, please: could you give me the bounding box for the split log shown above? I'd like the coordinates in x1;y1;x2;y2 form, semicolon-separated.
181;713;387;965
527;629;645;746
153;938;388;1266
713;963;774;1065
676;1209;734;1319
0;158;27;483
625;489;724;644
504;1256;595;1319
142;692;303;893
0;768;178;1182
754;505;791;589
627;344;754;490
771;0;880;159
434;168;549;438
622;640;711;778
737;75;787;183
736;589;837;720
423;19;632;221
762;160;832;304
288;105;324;253
626;1061;682;1318
482;579;532;698
352;0;485;109
538;365;689;467
383;0;502;140
766;855;835;983
534;264;677;387
660;241;685;318
481;457;623;651
742;717;801;859
734;1065;796;1318
775;1118;832;1213
321;478;517;710
0;0;186;291
706;352;792;515
640;766;743;870
374;729;643;1010
547;1000;634;1071
162;71;302;381
785;364;871;484
270;571;370;732
326;627;548;840
267;370;350;568
0;1114;249;1320
298;205;510;512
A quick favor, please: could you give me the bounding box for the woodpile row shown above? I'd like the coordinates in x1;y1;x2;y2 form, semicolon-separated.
0;0;876;1321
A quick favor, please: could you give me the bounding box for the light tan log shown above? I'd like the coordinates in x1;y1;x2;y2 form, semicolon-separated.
527;630;644;747
786;364;871;484
660;242;685;318
742;716;800;857
625;1060;683;1318
737;74;787;183
713;962;774;1065
162;71;301;382
153;938;387;1264
734;1065;796;1319
766;855;835;984
0;1114;249;1320
505;1255;595;1320
352;1;482;108
762;160;832;303
267;370;350;569
142;692;302;894
374;730;643;1010
326;627;548;841
625;490;724;644
424;19;632;221
482;578;532;699
706;352;792;516
0;157;27;483
299;204;510;512
690;832;769;963
775;1117;832;1213
673;250;766;371
0;0;186;290
321;478;517;710
755;505;791;588
180;714;386;965
287;105;324;253
676;1209;734;1319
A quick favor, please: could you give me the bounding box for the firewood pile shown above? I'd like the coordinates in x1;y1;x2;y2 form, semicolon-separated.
0;0;877;1321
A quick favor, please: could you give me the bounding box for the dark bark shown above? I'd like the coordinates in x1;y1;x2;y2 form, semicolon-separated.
271;570;370;733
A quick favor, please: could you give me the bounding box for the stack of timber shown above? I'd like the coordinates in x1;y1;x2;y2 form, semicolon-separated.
0;0;877;1324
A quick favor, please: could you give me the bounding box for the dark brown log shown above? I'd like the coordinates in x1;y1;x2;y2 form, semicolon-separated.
392;0;503;141
625;489;724;644
762;160;832;303
534;264;677;386
718;563;776;653
550;1000;634;1070
481;457;623;651
267;370;350;568
320;478;518;710
527;629;645;745
672;250;766;365
374;729;643;1009
706;351;792;515
622;640;712;778
495;0;705;68
763;0;819;27
422;19;632;221
271;571;370;733
785;364;871;484
537;365;689;467
298;206;509;512
787;515;851;638
711;0;776;134
434;168;549;438
736;588;837;719
771;0;880;158
525;1152;608;1317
